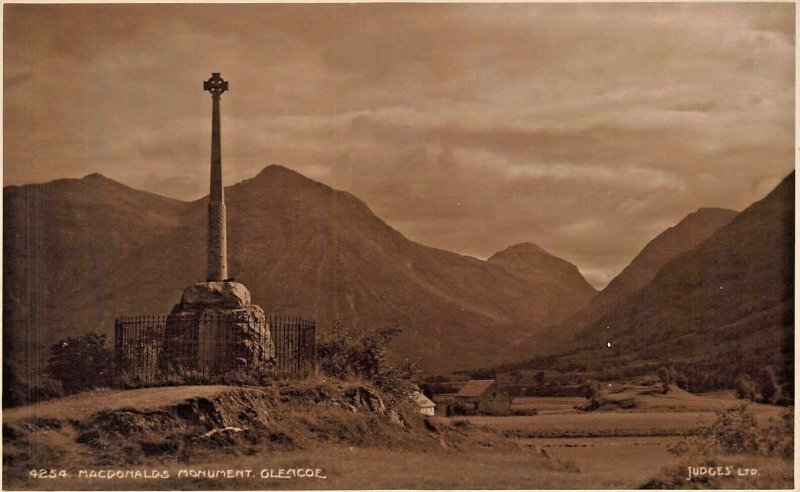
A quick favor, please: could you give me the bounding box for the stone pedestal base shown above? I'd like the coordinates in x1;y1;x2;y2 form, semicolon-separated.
171;281;252;313
161;281;275;377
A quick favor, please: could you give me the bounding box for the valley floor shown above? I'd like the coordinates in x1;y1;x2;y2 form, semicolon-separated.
2;383;793;490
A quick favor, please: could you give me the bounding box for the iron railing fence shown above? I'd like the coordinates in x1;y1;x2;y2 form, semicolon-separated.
114;313;315;384
268;316;317;378
114;315;166;384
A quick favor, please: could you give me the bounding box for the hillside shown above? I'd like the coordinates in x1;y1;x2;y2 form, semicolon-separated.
3;174;188;325
3;165;595;381
553;208;737;340
2;175;189;404
566;172;794;387
488;242;597;320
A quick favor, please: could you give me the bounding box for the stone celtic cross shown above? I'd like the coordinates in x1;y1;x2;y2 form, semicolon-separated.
204;72;228;98
204;72;229;282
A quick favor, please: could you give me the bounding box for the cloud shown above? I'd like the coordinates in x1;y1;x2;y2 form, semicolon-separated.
3;3;794;289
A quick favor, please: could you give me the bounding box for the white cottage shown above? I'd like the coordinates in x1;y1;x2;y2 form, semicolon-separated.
411;391;436;416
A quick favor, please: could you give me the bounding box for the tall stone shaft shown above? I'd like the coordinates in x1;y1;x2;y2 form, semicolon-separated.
204;73;229;281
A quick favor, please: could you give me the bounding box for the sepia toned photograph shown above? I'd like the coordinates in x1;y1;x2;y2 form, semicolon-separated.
2;2;795;490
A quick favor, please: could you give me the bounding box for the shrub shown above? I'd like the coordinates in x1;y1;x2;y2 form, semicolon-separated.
757;409;793;459
703;403;759;454
578;380;604;411
3;359;63;407
316;322;417;407
734;373;757;401
668;403;792;458
756;367;782;405
46;333;113;394
658;362;676;394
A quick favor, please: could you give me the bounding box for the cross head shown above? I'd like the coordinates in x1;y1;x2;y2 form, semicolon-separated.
204;72;228;97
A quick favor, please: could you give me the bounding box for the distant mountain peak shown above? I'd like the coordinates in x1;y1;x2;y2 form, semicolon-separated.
256;164;302;178
242;164;334;194
79;173;131;189
28;172;130;193
488;241;597;313
491;242;551;258
83;172;109;180
253;164;319;184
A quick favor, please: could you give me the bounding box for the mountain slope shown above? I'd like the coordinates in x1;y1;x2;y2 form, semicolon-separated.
3;175;189;405
2;174;188;331
3;174;187;313
555;207;737;338
488;242;597;320
568;172;794;386
4;165;596;378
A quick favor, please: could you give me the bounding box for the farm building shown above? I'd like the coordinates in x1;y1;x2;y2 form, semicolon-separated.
454;379;511;415
431;393;455;416
411;391;436;416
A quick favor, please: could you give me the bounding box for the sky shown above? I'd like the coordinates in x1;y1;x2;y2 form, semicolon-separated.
4;3;795;289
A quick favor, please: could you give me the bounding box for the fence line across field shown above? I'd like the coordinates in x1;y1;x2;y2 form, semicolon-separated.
114;314;316;383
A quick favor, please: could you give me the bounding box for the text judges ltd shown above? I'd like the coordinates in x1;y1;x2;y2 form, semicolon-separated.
687;466;758;480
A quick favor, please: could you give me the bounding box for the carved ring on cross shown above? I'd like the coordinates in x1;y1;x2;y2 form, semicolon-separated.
204;72;228;97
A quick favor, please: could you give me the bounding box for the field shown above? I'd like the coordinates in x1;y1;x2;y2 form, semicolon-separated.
463;383;792;488
2;382;793;490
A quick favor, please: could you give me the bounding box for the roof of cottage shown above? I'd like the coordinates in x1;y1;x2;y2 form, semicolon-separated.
454;379;496;398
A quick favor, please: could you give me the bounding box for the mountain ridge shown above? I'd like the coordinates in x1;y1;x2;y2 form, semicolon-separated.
552;206;738;343
555;172;793;391
4;164;594;376
488;242;597;319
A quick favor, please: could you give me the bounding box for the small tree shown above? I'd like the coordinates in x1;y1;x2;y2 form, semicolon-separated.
658;362;676;394
735;373;757;401
580;380;604;410
507;368;522;385
46;333;113;394
756;367;782;405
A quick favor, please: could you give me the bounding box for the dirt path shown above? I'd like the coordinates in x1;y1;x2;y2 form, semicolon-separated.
3;385;237;422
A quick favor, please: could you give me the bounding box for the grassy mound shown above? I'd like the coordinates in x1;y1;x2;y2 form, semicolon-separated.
3;378;554;489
